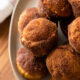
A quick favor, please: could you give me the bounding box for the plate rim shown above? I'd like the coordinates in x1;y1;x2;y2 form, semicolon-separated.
8;0;20;80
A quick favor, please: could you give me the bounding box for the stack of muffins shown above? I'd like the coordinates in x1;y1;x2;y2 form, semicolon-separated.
16;0;80;80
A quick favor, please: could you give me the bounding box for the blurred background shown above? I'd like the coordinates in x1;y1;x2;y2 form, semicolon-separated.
0;0;17;80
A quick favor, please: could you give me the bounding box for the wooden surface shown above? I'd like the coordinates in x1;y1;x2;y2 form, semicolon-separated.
0;17;15;80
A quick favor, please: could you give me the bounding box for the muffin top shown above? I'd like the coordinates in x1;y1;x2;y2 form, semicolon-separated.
22;18;57;47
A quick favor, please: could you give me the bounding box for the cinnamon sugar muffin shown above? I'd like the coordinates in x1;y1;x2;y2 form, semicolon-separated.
68;17;80;53
68;0;80;18
38;0;72;18
46;44;80;80
20;18;58;57
16;47;48;80
18;8;49;34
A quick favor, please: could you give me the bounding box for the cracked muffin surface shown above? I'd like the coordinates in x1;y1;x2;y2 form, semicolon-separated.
46;44;80;80
20;18;58;57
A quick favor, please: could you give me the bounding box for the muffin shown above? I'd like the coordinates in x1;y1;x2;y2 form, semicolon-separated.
20;18;58;57
18;8;49;34
68;0;80;18
46;44;80;80
38;0;72;18
60;15;74;37
68;17;80;53
16;47;48;80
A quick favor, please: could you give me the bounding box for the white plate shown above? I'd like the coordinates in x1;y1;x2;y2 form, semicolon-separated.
8;0;67;80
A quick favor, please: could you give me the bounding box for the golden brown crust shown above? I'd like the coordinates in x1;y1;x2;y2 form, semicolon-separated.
20;18;58;57
18;8;49;34
68;17;80;53
38;0;72;18
16;47;48;79
68;0;80;18
46;44;80;80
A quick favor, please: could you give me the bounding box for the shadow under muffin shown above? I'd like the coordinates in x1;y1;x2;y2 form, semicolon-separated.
59;15;74;37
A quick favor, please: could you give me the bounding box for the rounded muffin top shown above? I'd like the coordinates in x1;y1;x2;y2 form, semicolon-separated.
22;18;57;43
